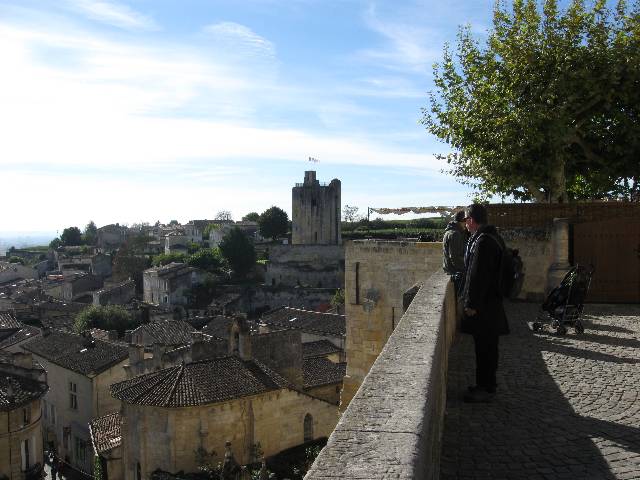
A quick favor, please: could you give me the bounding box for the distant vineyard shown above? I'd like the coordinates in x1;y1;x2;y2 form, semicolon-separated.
342;228;444;242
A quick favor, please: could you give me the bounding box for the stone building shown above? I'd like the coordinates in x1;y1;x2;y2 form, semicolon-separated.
22;331;128;474
97;225;129;251
264;245;344;289
260;307;346;358
292;171;341;245
93;280;136;306
142;263;200;306
164;231;188;255
0;352;49;480
110;352;339;480
340;240;442;409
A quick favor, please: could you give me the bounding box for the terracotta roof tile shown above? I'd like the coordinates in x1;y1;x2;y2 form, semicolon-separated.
111;356;291;407
302;340;342;359
23;331;128;376
89;412;121;454
302;357;346;389
0;372;48;411
261;307;345;337
131;320;195;346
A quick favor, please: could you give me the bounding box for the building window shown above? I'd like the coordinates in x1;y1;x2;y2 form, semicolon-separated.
303;413;314;442
23;407;31;425
21;438;30;471
136;462;142;480
69;382;78;410
75;436;87;466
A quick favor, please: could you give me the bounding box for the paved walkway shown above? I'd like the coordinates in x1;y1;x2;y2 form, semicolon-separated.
441;302;640;480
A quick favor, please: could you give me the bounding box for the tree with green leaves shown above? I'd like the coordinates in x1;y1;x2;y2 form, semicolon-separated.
258;206;289;240
187;248;225;273
219;227;256;278
242;212;260;222
422;0;640;202
152;252;188;267
83;221;98;245
60;226;83;246
342;205;360;222
49;238;61;249
73;305;136;336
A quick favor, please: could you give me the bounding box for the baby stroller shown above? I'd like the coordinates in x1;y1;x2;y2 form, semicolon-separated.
532;264;594;335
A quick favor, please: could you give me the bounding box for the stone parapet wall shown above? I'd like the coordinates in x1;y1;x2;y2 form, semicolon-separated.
265;244;344;289
306;272;456;479
341;241;442;408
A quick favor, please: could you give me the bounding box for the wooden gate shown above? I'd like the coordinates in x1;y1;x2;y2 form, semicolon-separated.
573;217;640;303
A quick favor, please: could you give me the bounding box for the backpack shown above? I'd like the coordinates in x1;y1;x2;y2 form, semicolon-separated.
482;233;525;299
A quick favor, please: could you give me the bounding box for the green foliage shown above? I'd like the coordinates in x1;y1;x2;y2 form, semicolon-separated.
342;205;360;222
330;289;345;308
187;242;202;254
242;212;260;222
152;252;188;267
8;256;24;265
83;221;98;246
74;305;136;336
258;206;289;240
215;210;233;221
94;455;104;480
422;0;640;202
219;227;256;278
186;274;218;307
187;248;224;273
60;226;82;246
49;238;62;249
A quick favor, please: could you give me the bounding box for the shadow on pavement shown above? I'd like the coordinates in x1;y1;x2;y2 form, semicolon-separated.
440;302;640;480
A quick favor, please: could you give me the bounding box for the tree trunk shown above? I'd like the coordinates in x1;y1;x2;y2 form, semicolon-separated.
548;156;568;203
525;182;548;203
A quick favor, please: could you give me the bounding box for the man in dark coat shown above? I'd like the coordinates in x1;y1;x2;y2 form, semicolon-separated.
442;210;468;293
461;203;509;403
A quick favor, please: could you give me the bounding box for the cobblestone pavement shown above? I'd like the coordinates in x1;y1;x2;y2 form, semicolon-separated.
441;302;640;480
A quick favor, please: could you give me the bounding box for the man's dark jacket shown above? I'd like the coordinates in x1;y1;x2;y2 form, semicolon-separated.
461;224;509;336
442;221;467;275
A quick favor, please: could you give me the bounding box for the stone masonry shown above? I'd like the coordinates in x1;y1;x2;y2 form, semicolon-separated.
292;171;341;245
341;240;442;409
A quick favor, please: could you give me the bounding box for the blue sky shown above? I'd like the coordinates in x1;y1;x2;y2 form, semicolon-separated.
1;0;496;234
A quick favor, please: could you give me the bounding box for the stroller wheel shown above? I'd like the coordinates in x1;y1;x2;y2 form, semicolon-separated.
575;321;584;334
557;325;568;335
532;322;542;332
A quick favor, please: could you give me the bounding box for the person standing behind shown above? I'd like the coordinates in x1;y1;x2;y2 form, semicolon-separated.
442;210;468;293
461;203;509;403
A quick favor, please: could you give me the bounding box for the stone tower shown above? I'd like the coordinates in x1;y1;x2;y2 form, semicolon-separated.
292;171;341;245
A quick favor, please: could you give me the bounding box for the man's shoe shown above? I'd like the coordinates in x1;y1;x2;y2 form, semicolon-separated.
463;388;495;403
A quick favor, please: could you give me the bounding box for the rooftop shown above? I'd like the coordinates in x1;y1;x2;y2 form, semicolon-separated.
145;262;195;277
89;412;122;454
111;356;291;407
302;340;342;359
261;307;345;337
0;371;48;411
23;331;128;376
302;357;346;389
131;320;196;346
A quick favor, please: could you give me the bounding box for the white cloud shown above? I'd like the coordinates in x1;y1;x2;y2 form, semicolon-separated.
203;21;275;59
359;3;442;74
65;0;158;30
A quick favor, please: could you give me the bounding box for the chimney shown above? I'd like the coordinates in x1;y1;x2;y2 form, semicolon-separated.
12;352;33;369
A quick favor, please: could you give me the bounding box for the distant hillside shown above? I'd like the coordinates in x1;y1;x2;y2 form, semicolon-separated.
0;232;56;256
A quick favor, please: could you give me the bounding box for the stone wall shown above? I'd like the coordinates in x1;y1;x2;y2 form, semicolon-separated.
0;399;45;480
265;244;344;289
292;171;341;245
93;280;136;306
225;285;337;314
500;228;553;301
251;330;303;388
306;273;457;479
341;240;442;408
122;389;339;480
